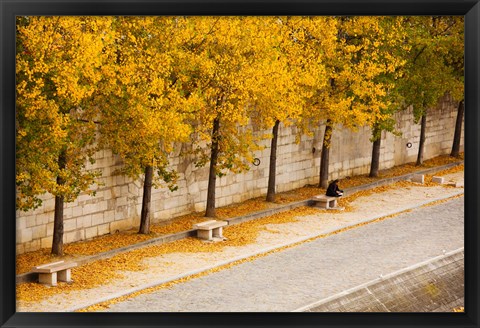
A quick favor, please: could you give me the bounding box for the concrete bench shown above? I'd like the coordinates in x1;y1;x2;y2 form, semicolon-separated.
193;220;227;241
447;180;463;188
432;176;445;184
311;195;339;209
32;260;77;286
412;174;425;184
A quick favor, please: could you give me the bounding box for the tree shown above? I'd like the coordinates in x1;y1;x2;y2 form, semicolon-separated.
294;17;404;185
445;18;465;158
16;17;113;255
178;17;269;217
365;17;409;177
98;17;195;234
279;16;339;189
245;17;313;202
399;16;463;166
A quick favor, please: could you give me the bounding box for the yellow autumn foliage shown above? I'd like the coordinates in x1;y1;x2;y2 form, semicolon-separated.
16;17;114;210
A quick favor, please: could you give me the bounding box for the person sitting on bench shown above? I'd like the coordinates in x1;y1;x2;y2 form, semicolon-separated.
326;179;343;197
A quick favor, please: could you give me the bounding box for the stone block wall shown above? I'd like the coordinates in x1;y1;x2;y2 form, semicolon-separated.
302;249;464;312
16;96;464;254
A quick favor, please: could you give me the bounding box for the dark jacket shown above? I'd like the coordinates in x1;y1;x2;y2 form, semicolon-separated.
326;181;343;197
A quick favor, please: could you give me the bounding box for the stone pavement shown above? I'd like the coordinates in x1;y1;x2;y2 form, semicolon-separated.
101;196;464;312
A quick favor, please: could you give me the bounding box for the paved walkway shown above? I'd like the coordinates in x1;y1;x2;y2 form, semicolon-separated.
101;196;464;312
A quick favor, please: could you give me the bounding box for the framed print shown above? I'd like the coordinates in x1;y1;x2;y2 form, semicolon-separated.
1;0;478;327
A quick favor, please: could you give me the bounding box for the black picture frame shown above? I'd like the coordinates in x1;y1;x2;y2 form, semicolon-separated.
1;1;478;327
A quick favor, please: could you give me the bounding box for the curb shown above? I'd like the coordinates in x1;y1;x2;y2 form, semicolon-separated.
16;161;463;284
67;191;464;312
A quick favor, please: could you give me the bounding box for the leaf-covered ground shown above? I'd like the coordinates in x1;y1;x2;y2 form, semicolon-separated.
16;154;463;305
16;154;463;275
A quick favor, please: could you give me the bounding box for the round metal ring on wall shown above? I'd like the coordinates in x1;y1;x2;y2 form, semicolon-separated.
253;158;261;166
406;142;412;148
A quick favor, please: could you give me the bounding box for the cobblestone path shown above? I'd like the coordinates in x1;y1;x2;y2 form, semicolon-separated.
102;196;464;312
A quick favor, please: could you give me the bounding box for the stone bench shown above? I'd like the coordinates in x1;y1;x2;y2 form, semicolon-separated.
32;260;77;286
311;195;339;209
411;174;425;184
193;220;228;241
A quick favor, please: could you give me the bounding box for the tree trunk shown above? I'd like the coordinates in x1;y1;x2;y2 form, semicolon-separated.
266;120;280;202
369;124;382;178
139;165;153;234
416;112;427;166
369;137;382;178
319;120;333;189
205;117;220;218
450;100;464;158
51;150;66;256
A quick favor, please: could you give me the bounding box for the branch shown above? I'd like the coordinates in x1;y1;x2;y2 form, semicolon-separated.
77;119;102;125
412;45;427;64
185;17;221;53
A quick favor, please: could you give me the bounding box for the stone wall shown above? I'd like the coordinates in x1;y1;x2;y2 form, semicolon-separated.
16;96;464;254
299;249;464;312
